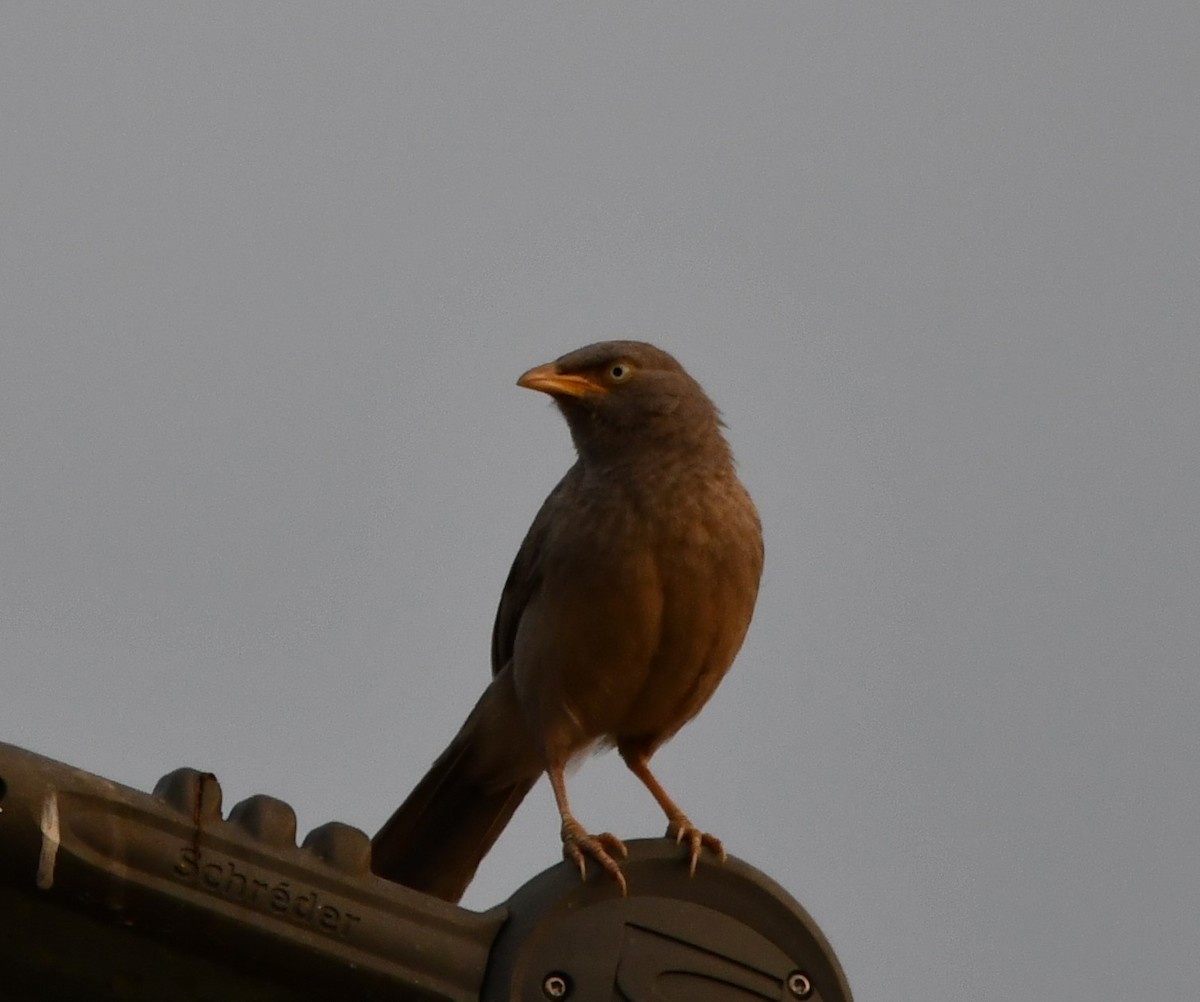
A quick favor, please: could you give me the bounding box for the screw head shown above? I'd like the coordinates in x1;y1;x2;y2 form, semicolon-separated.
787;970;813;998
543;972;571;999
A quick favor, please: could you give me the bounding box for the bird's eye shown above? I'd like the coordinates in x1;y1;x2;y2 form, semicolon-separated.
608;362;633;383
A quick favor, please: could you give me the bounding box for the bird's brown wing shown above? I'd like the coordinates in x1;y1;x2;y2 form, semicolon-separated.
490;469;575;675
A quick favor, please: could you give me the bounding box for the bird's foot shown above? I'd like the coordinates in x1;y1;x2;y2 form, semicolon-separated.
665;813;727;875
560;818;629;894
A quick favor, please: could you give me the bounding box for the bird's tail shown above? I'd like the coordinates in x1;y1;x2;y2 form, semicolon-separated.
371;668;542;903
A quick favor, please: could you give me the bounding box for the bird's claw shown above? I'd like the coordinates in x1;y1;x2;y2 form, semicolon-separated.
561;820;629;894
665;815;726;875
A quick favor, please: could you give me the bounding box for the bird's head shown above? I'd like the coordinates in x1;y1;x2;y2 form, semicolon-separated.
517;341;729;468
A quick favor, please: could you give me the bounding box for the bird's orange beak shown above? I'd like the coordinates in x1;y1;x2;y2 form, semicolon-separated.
517;363;607;398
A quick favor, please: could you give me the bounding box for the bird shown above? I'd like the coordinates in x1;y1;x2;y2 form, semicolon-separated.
371;341;763;902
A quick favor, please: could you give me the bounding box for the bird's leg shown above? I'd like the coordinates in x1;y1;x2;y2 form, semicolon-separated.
546;764;628;894
620;749;727;875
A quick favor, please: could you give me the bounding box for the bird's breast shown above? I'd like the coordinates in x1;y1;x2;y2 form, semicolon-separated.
512;467;762;753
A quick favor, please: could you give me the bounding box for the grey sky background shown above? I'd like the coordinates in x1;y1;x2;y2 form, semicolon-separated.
2;4;1197;999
